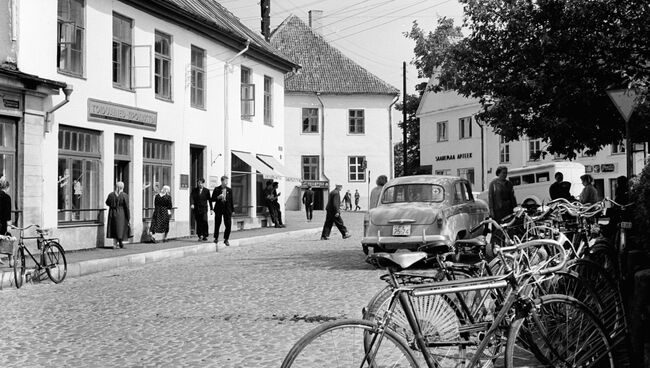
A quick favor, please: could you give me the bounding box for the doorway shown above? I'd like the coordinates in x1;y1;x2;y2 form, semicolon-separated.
312;188;325;210
190;146;205;235
594;178;605;201
114;161;130;194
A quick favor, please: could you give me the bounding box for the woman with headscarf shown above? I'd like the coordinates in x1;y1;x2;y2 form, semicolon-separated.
106;181;130;248
150;185;173;243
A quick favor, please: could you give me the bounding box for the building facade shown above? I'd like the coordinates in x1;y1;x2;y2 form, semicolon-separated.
3;0;297;250
270;14;399;211
418;84;647;199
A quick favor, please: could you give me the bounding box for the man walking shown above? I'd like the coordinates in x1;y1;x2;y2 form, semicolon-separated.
190;178;212;241
211;176;234;246
354;189;361;211
343;190;352;211
321;184;351;240
302;185;314;222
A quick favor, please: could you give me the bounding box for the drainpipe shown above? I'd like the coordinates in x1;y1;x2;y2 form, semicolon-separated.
44;84;73;133
388;96;399;179
315;93;328;185
224;40;250;179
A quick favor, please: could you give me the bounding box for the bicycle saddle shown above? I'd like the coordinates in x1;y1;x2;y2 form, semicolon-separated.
367;251;427;269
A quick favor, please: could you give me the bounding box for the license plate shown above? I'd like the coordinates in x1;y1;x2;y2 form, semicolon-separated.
392;224;411;236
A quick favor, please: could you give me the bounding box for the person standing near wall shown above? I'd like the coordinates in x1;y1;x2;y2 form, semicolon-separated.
321;184;351;240
488;166;517;222
271;181;285;228
369;175;388;210
211;176;234;246
263;180;278;226
190;178;212;241
106;181;130;249
150;185;173;243
302;185;314;222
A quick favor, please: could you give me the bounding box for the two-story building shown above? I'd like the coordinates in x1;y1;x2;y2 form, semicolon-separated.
270;12;399;210
418;80;647;198
1;0;298;250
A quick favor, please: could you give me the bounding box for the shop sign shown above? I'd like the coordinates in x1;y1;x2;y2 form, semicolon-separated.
585;165;593;173
3;99;19;109
435;152;472;161
180;174;189;189
302;180;329;189
601;163;616;173
87;98;157;130
593;165;601;173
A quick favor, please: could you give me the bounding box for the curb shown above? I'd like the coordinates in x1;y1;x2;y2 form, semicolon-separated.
0;227;321;290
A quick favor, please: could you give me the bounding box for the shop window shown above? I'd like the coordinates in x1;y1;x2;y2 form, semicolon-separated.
154;31;172;100
231;153;252;217
112;13;133;89
57;0;85;76
302;156;319;180
142;139;173;219
263;76;273;125
302;108;319;133
348;156;366;182
348;109;365;134
190;46;205;108
241;66;255;119
58;126;101;223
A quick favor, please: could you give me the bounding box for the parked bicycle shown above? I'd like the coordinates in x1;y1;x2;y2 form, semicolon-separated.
11;224;67;289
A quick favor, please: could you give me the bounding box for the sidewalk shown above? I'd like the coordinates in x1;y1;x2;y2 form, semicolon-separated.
0;210;338;290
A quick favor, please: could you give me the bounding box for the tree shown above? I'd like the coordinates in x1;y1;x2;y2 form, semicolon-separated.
409;0;650;158
394;93;422;176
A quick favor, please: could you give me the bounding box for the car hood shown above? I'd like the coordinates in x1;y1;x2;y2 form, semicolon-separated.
370;202;443;226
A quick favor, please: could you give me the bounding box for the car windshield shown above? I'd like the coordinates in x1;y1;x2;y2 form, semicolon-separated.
381;184;445;204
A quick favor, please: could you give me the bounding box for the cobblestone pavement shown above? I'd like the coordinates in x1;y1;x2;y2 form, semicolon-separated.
0;212;388;367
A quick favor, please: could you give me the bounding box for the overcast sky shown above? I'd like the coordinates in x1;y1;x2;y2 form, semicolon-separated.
223;0;465;95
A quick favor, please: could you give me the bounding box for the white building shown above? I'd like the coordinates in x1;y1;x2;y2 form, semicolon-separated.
270;13;399;210
418;83;646;198
1;0;297;250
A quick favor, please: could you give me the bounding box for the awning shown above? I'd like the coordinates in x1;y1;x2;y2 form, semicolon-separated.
257;154;302;182
232;151;275;178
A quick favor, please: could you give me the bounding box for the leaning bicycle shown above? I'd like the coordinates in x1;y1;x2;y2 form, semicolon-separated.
11;224;67;288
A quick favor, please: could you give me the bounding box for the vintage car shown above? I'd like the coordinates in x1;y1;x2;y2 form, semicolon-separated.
362;175;489;254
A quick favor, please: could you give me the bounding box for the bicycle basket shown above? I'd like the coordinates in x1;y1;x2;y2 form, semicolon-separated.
0;235;17;255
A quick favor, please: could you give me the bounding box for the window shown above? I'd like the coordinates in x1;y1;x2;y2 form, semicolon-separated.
0;120;16;205
459;117;472;139
263;76;272;125
528;138;542;161
454;182;472;202
434;169;451;175
190;46;205;108
241;66;255;118
154;31;172;100
302;156;319;180
510;176;521;186
58;126;101;223
581;150;596;157
348;109;365;134
142;139;173;219
382;184;444;203
536;172;550;183
57;0;84;76
437;121;448;142
302;108;319;133
112;13;133;89
457;168;475;185
348;156;366;182
499;135;510;163
612;141;625;154
231;153;251;216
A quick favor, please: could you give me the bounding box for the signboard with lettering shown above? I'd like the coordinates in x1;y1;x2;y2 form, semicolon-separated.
180;174;189;189
87;98;157;130
3;99;19;109
435;152;473;161
301;180;329;189
585;165;593;173
601;163;616;173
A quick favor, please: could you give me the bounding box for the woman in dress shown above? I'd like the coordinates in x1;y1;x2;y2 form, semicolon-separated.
106;181;130;248
150;185;172;243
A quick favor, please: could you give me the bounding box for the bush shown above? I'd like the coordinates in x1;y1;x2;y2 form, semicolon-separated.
630;163;650;252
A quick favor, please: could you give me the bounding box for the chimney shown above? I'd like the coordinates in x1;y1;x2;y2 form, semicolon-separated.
261;0;271;41
309;10;323;32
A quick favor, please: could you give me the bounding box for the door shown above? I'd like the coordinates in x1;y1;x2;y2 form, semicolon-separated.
594;178;604;201
114;161;130;195
190;146;204;234
313;188;325;210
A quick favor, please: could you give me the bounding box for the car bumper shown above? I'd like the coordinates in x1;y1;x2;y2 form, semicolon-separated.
361;234;450;250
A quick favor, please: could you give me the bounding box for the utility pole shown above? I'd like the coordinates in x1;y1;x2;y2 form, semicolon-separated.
261;0;270;41
402;61;407;176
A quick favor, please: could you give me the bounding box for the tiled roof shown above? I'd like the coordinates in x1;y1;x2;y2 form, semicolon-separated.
270;15;399;95
124;0;297;70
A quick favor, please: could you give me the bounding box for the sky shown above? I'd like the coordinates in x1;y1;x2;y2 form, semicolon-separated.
222;0;466;95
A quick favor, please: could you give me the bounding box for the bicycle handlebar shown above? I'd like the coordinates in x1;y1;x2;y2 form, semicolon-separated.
493;239;567;276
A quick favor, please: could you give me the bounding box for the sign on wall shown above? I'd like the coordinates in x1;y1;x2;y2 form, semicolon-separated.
87;98;157;130
435;153;472;161
180;174;189;189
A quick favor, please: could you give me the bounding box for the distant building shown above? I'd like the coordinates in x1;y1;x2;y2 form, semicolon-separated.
0;0;297;250
417;79;646;198
270;12;399;210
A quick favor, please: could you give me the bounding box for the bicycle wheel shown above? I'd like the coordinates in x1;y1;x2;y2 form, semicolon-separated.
533;270;604;314
281;318;418;368
13;246;25;289
587;239;617;276
505;294;615;368
43;241;67;283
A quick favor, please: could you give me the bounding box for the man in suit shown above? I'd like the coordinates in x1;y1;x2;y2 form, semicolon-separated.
321;184;351;240
211;175;234;246
190;178;212;241
302;185;314;222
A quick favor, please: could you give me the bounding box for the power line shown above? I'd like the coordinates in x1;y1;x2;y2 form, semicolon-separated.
319;0;398;29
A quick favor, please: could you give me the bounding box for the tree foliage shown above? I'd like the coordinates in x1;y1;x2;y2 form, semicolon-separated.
409;0;650;158
394;93;422;176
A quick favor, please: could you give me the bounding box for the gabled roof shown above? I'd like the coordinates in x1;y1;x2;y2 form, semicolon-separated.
270;15;398;95
122;0;298;72
416;78;480;117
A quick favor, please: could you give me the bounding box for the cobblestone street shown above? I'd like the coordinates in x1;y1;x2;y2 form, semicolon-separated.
0;213;386;367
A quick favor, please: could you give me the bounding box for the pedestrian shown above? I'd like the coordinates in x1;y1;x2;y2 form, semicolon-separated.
263;180;278;226
302;185;314;222
106;181;130;249
354;189;361;211
321;184;351;240
369;175;388;210
343;190;352;211
549;172;573;201
579;174;598;204
211;176;234;246
488;166;517;222
150;185;173;243
190;178;212;241
0;178;12;236
271;181;285;227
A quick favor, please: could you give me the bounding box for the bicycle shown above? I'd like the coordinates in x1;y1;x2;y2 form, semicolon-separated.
282;238;615;367
11;224;67;289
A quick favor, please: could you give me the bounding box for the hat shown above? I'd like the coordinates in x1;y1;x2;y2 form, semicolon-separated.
335;184;343;188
